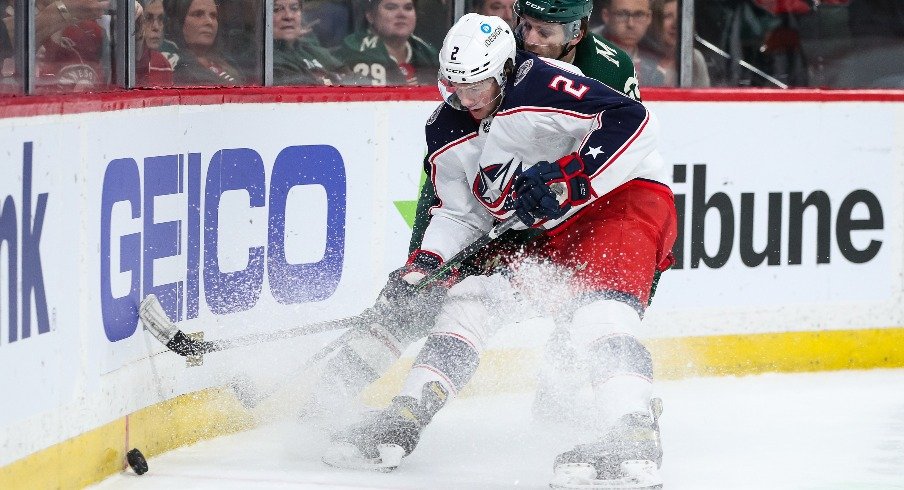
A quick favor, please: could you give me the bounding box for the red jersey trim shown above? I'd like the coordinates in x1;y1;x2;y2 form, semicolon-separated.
427;131;480;224
589;110;651;179
495;105;597;119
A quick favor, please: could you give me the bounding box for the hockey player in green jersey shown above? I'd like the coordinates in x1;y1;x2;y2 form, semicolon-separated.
513;0;641;101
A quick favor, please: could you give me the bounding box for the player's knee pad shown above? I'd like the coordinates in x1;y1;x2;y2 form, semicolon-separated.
588;333;653;382
412;333;480;394
329;322;408;388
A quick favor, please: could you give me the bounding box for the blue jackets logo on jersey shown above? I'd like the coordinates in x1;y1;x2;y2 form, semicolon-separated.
514;59;533;86
472;158;520;212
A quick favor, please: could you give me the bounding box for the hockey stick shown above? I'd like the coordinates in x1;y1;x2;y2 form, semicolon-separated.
139;294;380;357
139;215;520;358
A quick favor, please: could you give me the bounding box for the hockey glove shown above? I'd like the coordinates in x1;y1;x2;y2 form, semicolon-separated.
374;250;455;343
513;153;595;227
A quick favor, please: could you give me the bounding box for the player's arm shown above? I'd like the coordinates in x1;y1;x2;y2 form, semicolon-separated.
418;151;494;263
407;158;439;254
513;69;658;226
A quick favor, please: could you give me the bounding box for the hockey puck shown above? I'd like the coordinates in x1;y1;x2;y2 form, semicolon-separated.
126;448;149;475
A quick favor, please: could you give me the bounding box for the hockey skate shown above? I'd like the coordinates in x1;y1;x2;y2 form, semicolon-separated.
550;398;664;490
322;381;448;472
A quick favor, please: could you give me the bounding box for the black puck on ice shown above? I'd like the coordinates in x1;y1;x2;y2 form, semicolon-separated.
127;448;149;475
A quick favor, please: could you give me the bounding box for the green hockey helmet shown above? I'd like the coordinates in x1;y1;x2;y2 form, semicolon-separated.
513;0;593;23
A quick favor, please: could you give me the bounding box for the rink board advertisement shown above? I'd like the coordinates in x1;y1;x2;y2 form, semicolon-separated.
0;92;902;483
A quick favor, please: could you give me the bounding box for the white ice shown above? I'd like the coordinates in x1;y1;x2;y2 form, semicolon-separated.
91;369;904;490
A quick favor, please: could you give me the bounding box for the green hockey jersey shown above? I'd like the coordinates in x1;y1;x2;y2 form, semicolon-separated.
572;32;642;101
336;31;439;86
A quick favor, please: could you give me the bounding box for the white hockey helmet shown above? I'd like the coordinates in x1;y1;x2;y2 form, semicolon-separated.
438;13;516;109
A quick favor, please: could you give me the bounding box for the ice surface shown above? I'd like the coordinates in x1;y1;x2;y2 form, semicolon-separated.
91;369;904;490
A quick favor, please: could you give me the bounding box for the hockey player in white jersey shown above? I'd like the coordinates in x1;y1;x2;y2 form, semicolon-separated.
322;13;676;489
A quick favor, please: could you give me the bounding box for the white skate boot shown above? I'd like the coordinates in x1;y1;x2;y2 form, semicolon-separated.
322;381;448;472
550;398;664;489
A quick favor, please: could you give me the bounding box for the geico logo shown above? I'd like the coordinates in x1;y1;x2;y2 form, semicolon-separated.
0;142;50;346
99;145;347;343
670;164;884;269
484;26;504;47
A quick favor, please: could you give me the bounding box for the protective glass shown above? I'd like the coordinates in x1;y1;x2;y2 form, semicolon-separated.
438;74;500;111
611;10;651;23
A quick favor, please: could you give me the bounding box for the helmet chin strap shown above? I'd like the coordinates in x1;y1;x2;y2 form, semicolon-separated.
556;42;577;61
482;77;507;117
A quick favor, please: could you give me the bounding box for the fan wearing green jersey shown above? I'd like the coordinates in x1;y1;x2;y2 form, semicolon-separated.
336;0;439;85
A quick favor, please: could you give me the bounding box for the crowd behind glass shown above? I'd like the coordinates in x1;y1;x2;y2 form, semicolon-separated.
0;0;900;94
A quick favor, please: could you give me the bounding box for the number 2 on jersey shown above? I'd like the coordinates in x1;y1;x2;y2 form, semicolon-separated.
548;75;589;100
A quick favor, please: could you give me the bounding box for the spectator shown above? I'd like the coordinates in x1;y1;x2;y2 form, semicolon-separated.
1;0;111;93
164;0;243;86
272;0;350;85
337;0;438;85
302;0;353;49
0;9;14;93
217;0;263;80
30;0;111;92
136;0;174;86
595;0;663;85
473;0;515;28
644;0;709;86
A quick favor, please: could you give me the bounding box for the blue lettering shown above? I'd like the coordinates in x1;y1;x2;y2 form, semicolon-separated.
21;142;49;339
186;153;202;320
268;145;346;303
143;155;183;323
98;144;347;341
0;196;17;343
203;149;266;315
100;158;142;342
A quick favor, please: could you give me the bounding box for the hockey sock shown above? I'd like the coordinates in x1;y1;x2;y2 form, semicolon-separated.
400;333;480;402
589;334;654;428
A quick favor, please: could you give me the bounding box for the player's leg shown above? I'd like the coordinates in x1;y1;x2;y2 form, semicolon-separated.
551;298;663;488
532;324;585;423
323;273;520;470
542;181;676;489
301;314;422;419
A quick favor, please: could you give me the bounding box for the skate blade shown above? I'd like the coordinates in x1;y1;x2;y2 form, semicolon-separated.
322;443;405;473
550;461;662;489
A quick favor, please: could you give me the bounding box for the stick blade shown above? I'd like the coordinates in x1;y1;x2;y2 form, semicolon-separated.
139;294;179;346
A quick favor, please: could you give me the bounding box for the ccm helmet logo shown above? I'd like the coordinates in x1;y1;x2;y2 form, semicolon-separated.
484;26;504;46
526;1;546;11
447;68;466;74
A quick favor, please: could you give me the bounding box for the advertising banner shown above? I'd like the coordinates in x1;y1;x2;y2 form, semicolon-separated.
0;97;901;466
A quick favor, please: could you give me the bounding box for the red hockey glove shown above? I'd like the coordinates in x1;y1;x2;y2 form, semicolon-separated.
513;153;595;226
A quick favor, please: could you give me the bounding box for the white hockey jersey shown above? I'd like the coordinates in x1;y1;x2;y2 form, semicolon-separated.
420;51;668;263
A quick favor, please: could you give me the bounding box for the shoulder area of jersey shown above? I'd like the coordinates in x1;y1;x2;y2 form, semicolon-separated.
509;51;586;90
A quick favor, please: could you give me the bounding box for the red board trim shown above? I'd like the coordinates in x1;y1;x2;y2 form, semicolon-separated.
0;86;902;119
